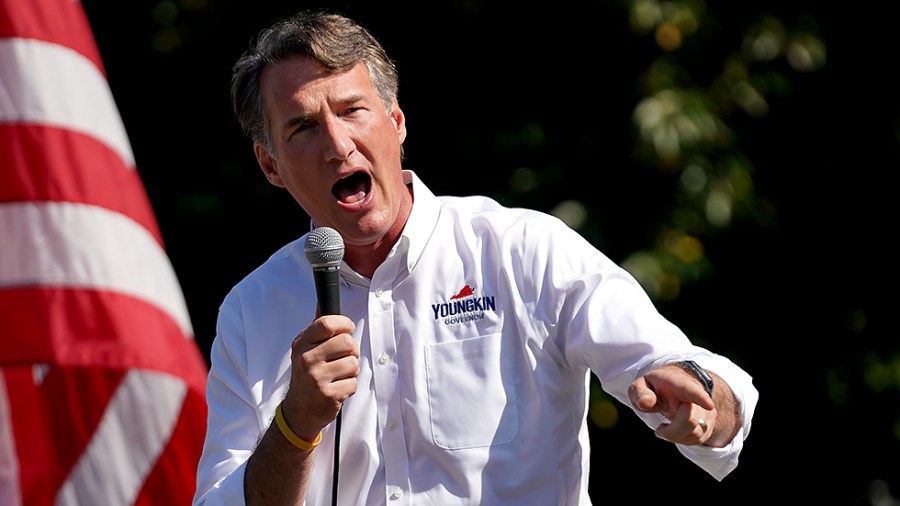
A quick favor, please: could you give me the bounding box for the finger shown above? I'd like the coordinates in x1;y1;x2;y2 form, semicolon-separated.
312;332;360;362
656;404;710;445
328;373;359;403
308;355;359;407
297;336;359;388
686;386;715;411
312;314;356;343
324;353;360;382
665;372;715;411
672;366;717;410
628;376;662;413
657;420;706;443
287;353;359;422
293;315;356;349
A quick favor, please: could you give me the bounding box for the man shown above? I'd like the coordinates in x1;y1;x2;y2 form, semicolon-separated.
194;10;758;505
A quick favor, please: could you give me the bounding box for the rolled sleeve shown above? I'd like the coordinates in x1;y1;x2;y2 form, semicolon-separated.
193;460;248;505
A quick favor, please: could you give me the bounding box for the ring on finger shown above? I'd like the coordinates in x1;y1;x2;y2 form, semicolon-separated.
698;418;708;432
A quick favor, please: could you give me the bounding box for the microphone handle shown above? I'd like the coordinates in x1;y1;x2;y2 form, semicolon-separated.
311;265;342;505
312;266;341;316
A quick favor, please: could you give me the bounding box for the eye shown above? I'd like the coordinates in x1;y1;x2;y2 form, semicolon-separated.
290;121;315;137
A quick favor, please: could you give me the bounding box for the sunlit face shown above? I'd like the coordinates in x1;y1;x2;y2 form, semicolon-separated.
255;57;409;250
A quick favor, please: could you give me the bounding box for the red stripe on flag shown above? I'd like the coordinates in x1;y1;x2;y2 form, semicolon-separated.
0;287;206;394
3;366;126;506
0;123;163;245
0;0;105;74
134;389;208;506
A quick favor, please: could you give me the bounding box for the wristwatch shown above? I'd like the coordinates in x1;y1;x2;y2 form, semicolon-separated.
675;360;713;398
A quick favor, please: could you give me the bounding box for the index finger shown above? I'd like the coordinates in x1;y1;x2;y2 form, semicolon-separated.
296;314;356;346
674;376;715;411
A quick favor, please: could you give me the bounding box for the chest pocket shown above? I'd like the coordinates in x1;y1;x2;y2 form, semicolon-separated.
424;333;518;449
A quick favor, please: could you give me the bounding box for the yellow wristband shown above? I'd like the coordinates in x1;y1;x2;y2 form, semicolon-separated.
275;402;322;451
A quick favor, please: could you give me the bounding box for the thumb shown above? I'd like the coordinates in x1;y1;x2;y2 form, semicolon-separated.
629;377;661;413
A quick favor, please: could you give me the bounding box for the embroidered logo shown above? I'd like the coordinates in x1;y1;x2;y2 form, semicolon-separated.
432;284;496;325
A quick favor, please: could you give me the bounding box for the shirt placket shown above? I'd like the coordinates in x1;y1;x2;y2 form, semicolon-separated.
368;253;410;504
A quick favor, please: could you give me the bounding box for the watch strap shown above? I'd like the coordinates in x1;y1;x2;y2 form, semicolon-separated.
675;360;714;397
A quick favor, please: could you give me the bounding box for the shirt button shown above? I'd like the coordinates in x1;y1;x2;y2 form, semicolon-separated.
390;488;403;500
378;353;389;365
386;422;396;431
374;288;384;297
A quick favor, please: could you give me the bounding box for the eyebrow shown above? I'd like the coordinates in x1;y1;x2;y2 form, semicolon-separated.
283;114;312;132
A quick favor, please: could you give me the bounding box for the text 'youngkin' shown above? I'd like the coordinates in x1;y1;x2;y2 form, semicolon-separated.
431;296;496;320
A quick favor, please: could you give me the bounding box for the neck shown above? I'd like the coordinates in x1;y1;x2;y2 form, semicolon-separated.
343;184;414;279
343;240;393;279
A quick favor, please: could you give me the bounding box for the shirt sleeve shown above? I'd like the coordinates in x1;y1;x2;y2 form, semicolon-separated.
537;219;758;480
193;292;258;505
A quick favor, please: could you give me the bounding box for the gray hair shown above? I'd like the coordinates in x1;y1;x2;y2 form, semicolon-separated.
231;11;399;151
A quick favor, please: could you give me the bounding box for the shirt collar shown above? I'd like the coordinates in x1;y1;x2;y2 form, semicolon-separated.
398;170;441;274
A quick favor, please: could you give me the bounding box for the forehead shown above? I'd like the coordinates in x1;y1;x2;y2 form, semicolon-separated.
259;57;374;111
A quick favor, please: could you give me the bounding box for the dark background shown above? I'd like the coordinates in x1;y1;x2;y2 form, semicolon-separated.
80;1;899;503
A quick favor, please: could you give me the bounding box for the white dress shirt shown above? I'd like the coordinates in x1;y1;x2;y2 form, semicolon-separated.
193;170;758;505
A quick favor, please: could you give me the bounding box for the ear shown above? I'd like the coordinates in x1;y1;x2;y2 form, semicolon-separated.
389;99;407;145
254;143;286;188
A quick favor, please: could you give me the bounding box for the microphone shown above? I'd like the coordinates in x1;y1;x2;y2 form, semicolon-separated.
302;226;345;506
303;226;344;316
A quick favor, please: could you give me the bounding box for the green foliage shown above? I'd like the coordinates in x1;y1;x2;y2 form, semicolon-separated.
621;0;826;301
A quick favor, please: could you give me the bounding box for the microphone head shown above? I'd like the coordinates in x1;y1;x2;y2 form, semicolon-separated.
304;226;345;268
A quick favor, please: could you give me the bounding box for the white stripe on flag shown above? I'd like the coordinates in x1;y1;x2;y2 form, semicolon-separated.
0;372;23;506
0;38;135;168
0;201;193;337
55;370;187;506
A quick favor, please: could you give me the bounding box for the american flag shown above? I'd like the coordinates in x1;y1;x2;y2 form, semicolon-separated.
0;1;208;504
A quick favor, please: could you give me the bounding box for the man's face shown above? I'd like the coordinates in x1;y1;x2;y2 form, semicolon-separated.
255;57;408;249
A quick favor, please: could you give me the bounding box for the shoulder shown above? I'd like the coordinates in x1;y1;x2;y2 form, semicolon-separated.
438;194;569;232
221;236;312;308
438;195;594;253
213;235;316;357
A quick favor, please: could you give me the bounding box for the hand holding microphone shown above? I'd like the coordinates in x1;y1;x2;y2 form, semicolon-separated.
283;227;359;438
295;225;358;407
302;226;360;410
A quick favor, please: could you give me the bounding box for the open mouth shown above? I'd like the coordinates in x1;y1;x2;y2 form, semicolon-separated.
332;171;372;204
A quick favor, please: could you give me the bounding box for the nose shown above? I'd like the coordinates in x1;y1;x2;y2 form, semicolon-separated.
321;117;355;161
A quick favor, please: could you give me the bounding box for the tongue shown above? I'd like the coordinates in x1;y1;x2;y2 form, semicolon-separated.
333;174;368;204
336;186;366;204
